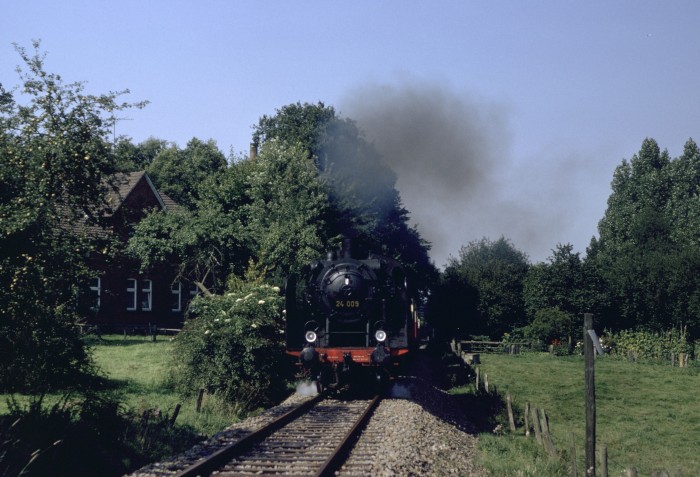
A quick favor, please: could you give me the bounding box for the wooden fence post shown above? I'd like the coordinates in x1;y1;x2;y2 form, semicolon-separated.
584;313;596;477
626;468;638;477
531;406;543;446
484;373;489;393
524;402;531;436
506;394;516;432
539;408;557;458
169;403;181;427
475;367;480;391
600;444;608;477
569;432;578;477
195;388;205;412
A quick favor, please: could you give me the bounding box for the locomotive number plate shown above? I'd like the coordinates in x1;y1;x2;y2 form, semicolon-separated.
335;300;361;308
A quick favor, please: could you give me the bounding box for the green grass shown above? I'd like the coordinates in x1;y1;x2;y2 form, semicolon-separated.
1;335;253;437
90;334;260;436
453;353;700;476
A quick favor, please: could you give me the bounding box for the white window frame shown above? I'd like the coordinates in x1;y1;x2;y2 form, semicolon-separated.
171;282;182;312
89;277;101;311
141;279;153;311
126;278;137;311
190;283;201;300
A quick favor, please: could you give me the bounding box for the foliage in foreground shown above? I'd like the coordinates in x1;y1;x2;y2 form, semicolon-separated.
0;394;200;477
171;281;290;413
0;41;144;392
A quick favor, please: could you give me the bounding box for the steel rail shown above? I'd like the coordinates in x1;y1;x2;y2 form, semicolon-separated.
173;392;327;477
314;393;382;477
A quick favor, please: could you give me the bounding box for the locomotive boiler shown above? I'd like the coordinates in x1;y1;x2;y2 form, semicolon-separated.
285;240;418;391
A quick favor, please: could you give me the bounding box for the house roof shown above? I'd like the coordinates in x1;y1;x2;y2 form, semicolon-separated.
105;171;179;215
65;171;180;238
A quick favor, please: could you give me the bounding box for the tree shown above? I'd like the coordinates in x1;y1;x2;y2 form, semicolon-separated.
0;42;145;391
437;237;529;339
146;137;227;209
113;136;168;172
252;102;437;293
591;137;700;336
128;159;253;294
244;140;331;277
523;244;602;346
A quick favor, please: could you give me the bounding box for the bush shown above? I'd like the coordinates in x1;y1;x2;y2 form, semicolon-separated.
172;282;290;412
521;307;575;353
604;328;694;363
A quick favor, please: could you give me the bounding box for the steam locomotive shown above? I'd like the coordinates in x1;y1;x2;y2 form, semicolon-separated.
285;240;418;391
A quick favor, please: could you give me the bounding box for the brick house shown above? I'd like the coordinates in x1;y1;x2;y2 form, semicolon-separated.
82;171;194;331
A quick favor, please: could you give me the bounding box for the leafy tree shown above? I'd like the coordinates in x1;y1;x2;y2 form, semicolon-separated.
113;136;168;172
0;42;144;391
437;237;529;339
591;137;700;337
252;102;437;293
146;137;227;209
244;140;331;277
522;243;605;346
128;156;255;294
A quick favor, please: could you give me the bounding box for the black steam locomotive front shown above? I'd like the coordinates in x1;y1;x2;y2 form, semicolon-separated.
285;241;415;389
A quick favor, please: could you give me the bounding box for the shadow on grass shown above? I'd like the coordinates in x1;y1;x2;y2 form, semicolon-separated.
1;394;203;477
451;390;507;433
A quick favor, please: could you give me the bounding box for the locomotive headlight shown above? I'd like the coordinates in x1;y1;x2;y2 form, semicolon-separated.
374;329;387;342
305;330;318;343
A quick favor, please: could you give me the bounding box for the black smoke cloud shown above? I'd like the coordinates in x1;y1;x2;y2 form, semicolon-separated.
340;80;601;267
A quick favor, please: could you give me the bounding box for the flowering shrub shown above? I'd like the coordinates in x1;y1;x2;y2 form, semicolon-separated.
171;282;289;412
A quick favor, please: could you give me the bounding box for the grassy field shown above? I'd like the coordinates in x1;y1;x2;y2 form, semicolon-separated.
1;335;259;437
454;352;700;477
89;334;267;436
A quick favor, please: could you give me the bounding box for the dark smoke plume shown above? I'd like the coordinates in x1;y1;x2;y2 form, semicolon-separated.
340;81;514;267
341;80;605;267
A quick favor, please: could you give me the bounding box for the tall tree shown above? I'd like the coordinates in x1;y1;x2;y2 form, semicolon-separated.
0;42;145;390
591;138;700;335
437;237;529;339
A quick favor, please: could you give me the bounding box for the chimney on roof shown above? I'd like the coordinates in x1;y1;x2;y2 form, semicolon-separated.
250;142;258;161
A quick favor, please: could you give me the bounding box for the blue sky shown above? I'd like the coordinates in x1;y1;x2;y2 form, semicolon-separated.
2;1;699;267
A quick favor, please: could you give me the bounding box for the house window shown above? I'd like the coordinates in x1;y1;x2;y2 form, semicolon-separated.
89;277;101;311
171;282;182;312
190;283;201;300
126;278;137;311
141;279;153;311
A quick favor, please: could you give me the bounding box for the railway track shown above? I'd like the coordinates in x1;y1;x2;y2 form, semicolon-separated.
174;393;381;477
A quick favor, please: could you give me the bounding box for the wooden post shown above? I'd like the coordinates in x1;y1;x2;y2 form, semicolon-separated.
539;408;557;458
475;367;480;391
169;403;181;427
531;406;543;446
195;388;205;412
584;313;596;477
600;444;608;477
626;468;638;477
484;373;489;393
524;402;531;436
569;432;578;477
506;394;516;432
